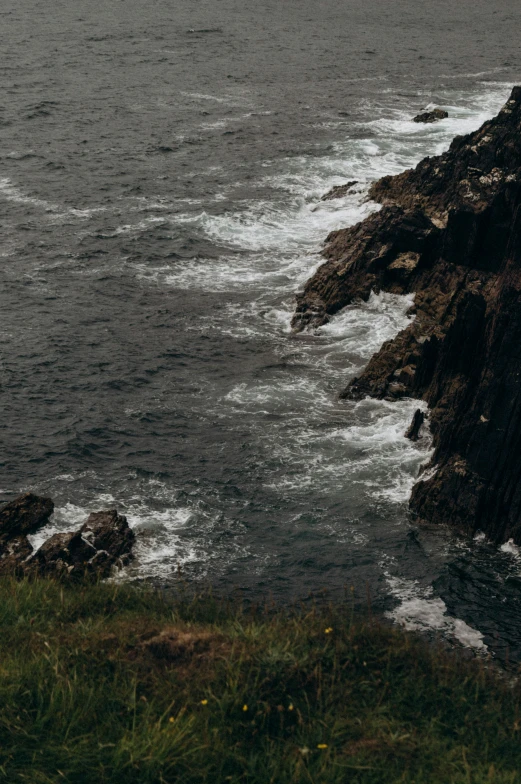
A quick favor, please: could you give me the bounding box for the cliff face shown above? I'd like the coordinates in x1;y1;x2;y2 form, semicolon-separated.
292;87;521;544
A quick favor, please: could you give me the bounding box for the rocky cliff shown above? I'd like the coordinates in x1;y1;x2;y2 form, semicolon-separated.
293;87;521;543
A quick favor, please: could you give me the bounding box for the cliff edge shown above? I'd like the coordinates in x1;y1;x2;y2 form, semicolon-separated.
292;87;521;543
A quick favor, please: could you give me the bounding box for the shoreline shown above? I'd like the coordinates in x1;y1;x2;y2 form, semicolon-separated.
293;86;521;545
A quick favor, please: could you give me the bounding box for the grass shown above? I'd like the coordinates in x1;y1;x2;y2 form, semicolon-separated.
0;578;520;783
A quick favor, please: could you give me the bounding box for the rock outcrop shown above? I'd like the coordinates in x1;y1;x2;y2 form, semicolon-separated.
405;409;425;442
0;494;135;578
0;492;54;536
413;108;449;124
292;87;521;543
321;181;359;201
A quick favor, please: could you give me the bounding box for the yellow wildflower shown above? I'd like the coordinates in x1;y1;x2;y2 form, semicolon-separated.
242;704;248;712
325;627;333;634
317;743;328;749
169;716;175;723
201;699;208;706
288;703;294;711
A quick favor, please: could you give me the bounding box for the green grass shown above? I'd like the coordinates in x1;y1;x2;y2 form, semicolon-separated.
0;578;520;783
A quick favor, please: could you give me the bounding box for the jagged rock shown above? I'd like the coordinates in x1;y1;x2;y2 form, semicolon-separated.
292;86;521;543
0;499;135;579
27;509;134;578
413;108;449;124
80;510;135;560
321;181;359;201
30;531;97;577
0;493;54;537
405;409;425;441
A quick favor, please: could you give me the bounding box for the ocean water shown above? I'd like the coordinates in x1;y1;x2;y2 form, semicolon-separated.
2;0;521;661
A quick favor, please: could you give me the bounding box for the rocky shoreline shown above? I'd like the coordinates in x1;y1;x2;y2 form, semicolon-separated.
0;492;134;578
293;86;521;544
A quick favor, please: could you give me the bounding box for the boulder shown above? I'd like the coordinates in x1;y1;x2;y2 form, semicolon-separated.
0;493;54;537
413;108;449;124
30;531;96;577
28;509;135;579
80;510;134;559
0;499;135;579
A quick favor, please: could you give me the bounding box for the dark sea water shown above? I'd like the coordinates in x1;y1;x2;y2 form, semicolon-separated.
2;0;521;660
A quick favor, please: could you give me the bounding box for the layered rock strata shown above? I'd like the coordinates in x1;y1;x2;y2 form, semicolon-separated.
293;87;521;543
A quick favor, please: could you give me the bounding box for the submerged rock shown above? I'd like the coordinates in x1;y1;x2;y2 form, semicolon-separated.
292;86;521;543
321;181;359;201
413;108;449;124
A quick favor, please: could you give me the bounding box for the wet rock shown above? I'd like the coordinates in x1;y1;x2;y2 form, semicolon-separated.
27;509;134;578
405;409;425;441
292;86;521;543
30;531;96;577
321;181;359;201
0;500;135;579
413;108;449;124
0;493;54;537
80;510;135;560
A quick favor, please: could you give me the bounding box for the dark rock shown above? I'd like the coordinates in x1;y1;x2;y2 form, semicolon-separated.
80;510;135;560
413;108;449;124
30;531;96;577
292;86;521;543
321;181;359;201
405;409;425;441
0;499;135;579
27;509;135;578
0;493;54;537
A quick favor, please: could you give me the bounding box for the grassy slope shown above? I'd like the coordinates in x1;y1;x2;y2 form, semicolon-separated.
0;578;520;783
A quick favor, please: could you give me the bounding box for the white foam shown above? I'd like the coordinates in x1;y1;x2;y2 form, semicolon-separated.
0;177;113;223
315;291;415;354
440;68;511;80
105;216;168;236
0;177;57;211
162;252;318;294
225;377;333;413
385;574;487;652
28;500;98;550
500;539;521;560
